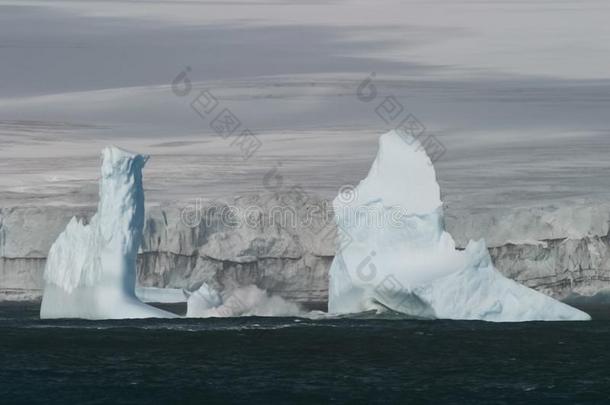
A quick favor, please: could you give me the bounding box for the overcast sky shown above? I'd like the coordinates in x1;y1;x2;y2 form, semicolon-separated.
1;0;609;209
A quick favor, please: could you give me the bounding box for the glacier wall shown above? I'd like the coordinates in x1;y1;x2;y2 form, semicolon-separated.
1;197;610;306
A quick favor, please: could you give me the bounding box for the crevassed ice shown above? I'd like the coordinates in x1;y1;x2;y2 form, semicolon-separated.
40;146;176;319
328;130;590;321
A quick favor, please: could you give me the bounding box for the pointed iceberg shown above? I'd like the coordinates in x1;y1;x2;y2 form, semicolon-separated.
40;147;176;319
328;130;590;321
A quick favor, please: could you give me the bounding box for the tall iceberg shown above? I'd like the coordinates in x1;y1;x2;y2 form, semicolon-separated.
40;147;176;319
328;130;590;321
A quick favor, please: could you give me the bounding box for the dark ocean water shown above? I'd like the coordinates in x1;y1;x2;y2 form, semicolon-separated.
1;303;609;404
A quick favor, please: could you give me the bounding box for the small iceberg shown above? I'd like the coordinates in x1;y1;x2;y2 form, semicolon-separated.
186;283;302;318
328;130;590;321
40;147;176;319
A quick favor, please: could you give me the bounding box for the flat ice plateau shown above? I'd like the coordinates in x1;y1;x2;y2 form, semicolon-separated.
329;131;589;321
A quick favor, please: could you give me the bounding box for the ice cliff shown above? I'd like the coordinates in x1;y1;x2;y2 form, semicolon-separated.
328;130;590;321
3;197;610;309
39;147;176;319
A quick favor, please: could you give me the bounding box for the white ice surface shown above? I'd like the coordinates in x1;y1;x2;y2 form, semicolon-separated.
328;130;590;322
135;286;187;303
186;283;302;318
40;147;177;319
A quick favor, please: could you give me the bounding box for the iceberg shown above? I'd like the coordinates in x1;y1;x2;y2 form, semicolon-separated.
186;283;302;317
40;147;177;319
328;130;590;321
135;286;188;303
